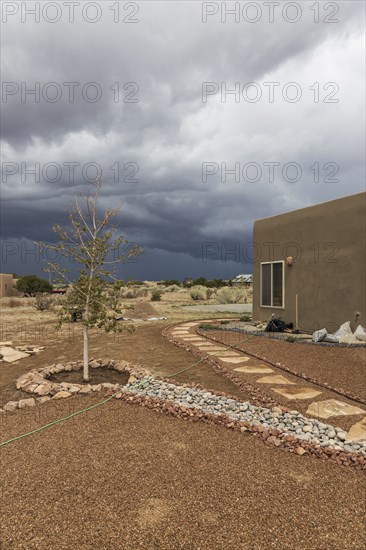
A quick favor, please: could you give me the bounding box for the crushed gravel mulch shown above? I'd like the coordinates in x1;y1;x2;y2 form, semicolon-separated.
203;328;366;402
1;396;365;549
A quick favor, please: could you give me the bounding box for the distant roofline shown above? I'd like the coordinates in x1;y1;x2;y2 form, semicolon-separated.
255;191;365;223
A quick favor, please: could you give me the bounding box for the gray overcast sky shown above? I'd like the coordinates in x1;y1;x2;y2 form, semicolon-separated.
1;0;365;280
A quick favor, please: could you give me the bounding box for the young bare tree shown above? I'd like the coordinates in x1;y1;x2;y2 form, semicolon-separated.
38;180;142;381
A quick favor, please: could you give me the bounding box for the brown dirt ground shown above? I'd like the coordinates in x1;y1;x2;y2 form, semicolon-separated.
1;397;365;550
49;367;130;386
0;321;251;406
128;300;161;319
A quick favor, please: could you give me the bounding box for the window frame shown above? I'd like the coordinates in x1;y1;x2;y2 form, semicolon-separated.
260;260;285;309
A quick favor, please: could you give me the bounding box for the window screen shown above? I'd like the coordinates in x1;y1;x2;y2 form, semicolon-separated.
261;262;284;307
261;263;271;306
272;262;283;307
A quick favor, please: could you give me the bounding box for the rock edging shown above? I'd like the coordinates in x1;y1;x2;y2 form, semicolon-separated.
2;359;149;412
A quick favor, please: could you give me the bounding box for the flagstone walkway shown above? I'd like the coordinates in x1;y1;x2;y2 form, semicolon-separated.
167;321;366;444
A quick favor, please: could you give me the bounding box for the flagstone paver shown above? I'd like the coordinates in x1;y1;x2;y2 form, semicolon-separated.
346;418;366;442
256;375;295;385
217;357;250;364
206;348;233;355
273;387;322;400
234;365;274;374
306;399;366;419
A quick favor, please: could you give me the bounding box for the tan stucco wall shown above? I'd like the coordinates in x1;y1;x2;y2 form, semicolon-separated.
0;274;16;298
252;192;366;332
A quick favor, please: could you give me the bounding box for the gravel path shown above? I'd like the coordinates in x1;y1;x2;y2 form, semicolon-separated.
180;304;252;313
1;396;365;549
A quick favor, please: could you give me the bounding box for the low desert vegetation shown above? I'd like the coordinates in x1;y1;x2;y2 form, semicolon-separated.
216;287;244;304
2;298;25;308
120;287;148;299
199;322;217;330
190;286;207;301
151;289;163;301
240;314;252;322
34;293;54;311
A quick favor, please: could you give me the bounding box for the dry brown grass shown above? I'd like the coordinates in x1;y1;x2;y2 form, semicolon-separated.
2;298;26;308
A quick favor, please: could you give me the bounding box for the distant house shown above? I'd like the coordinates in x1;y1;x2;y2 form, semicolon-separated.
232;274;253;287
252;192;366;332
0;274;18;298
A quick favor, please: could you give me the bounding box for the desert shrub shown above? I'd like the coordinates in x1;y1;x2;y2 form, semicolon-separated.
206;288;215;300
240;314;251;322
34;293;54;311
120;287;148;299
161;279;180;287
165;284;180;292
126;280;144;286
216;287;243;304
190;286;206;301
114;280;126;289
199;323;217;330
151;290;162;301
220;320;230;325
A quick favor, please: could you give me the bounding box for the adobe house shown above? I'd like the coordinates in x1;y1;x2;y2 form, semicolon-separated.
252;192;366;333
0;273;17;298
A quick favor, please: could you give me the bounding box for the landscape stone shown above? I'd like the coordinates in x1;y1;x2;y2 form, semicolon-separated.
273;387;322;400
256;375;295;385
38;396;51;404
53;391;72;399
306;399;365;419
4;401;18;412
234;365;274;374
216;357;250;364
346;418;366;442
18;398;36;409
78;385;92;394
34;384;52;396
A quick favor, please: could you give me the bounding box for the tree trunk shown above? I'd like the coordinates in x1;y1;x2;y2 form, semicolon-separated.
83;324;90;382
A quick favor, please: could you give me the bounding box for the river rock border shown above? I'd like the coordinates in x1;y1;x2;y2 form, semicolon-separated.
2;359;150;412
117;377;366;469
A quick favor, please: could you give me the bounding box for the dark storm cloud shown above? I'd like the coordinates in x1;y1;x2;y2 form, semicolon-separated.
1;1;365;278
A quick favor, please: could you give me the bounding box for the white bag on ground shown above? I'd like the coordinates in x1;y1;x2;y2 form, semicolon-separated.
354;325;366;342
332;321;353;342
312;328;328;343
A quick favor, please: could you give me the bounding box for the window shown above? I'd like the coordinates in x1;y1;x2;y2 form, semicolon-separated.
260;261;284;308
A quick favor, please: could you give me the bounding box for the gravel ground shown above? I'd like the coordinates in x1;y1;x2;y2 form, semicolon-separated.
1;396;365;549
205;328;366;401
181;304;252;313
123;377;366;455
